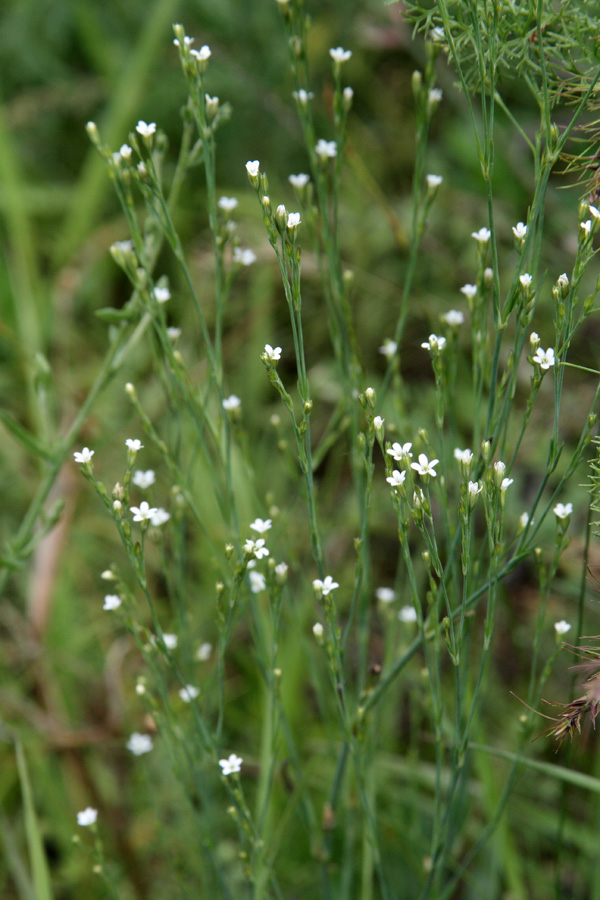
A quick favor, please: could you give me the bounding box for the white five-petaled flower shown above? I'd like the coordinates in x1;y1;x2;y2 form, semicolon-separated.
287;212;301;229
263;344;282;362
190;45;211;61
77;807;98;827
468;481;482;496
554;620;571;635
153;286;171;303
289;173;310;189
532;347;555;370
126;438;144;452
442;309;465;326
376;587;395;604
426;174;443;189
103;594;122;611
244;537;269;559
233;247;257;266
519;273;532;288
421;334;446;352
387;441;413;462
246;160;260;177
378;338;398;358
133;469;155;489
250;517;272;533
219;753;243;775
127;733;154;755
411;453;439;477
472;227;491;244
74;447;94;464
151;508;170;526
136;121;156;138
179;685;200;702
512;222;527;239
222;394;241;410
386;469;406;488
218;196;238;212
313;575;339;596
315;139;337;160
119;144;132;160
130;501;158;522
329;46;352;63
398;605;418;623
553;502;573;519
373;415;384;430
460;284;477;300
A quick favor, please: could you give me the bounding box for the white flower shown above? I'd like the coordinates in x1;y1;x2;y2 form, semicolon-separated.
581;220;592;236
430;26;445;42
244;537;269;559
222;395;241;410
233;247;257;266
167;327;181;341
343;86;354;104
249;571;266;593
590;205;600;219
398;605;418;623
190;45;211;61
373;415;384;430
287;212;301;229
289;173;310;189
218;196;238;212
512;222;527;239
125;438;144;452
77;807;98;827
532;347;555;370
554;620;571;635
378;338;398;358
472;227;491;243
376;587;395;604
136;121;156;138
460;284;477;300
315;139;337;160
73;447;94;464
179;685;200;702
553;502;573;519
313;622;324;639
442;309;465;326
519;512;530;528
153;286;171;303
468;481;482;496
246;160;260;177
386;469;406;488
137;161;148;177
173;35;194;49
293;88;314;104
454;448;473;465
196;642;212;661
151;508;170;526
494;461;506;477
103;594;122;611
426;174;443;188
411;453;439;477
421;334;446;352
519;273;532;288
127;733;154;755
500;478;513;491
250;517;272;534
557;273;569;289
313;575;339;596
329;47;352;63
428;88;443;105
130;501;158;522
263;344;282;362
219;753;242;775
133;469;155;489
275;561;289;579
387;442;413;462
119;144;132;160
162;633;178;650
529;332;540;350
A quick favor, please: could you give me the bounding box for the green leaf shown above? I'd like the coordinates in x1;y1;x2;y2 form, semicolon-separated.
15;738;53;900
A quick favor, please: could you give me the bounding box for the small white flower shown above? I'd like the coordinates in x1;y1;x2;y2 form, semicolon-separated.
529;332;540;350
162;633;178;650
590;205;600;219
376;587;395;604
553;502;573;519
74;447;94;464
378;338;398;358
119;144;132;160
275;561;289;579
77;807;98;827
460;284;477;300
153;286;171;303
233;247;257;266
167;327;181;341
137;161;148;177
313;575;339;596
472;227;491;244
130;501;158;522
222;395;241;410
581;220;592;236
136;121;156;138
373;415;384;430
329;47;352;63
249;571;266;593
442;309;465;326
428;88;443;105
500;478;513;491
289;173;310;189
218;196;238;212
246;160;260;177
103;594;122;611
179;685;200;702
127;733;154;755
244;537;269;559
196;642;212;661
411;453;439;477
554;620;571;635
519;273;532;288
386;469;406;488
532;347;555;370
430;26;445;42
263;344;281;362
287;211;301;228
494;461;506;477
398;605;418;623
126;438;144;452
293;88;314;104
468;481;482;496
421;334;446;352
151;508;171;526
315;139;337;160
173;35;194;49
250;517;272;534
454;448;473;465
219;753;242;775
343;86;354;104
190;44;211;61
426;174;443;188
557;273;569;289
313;622;324;639
512;222;527;239
133;469;155;489
387;442;413;462
519;512;530;528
